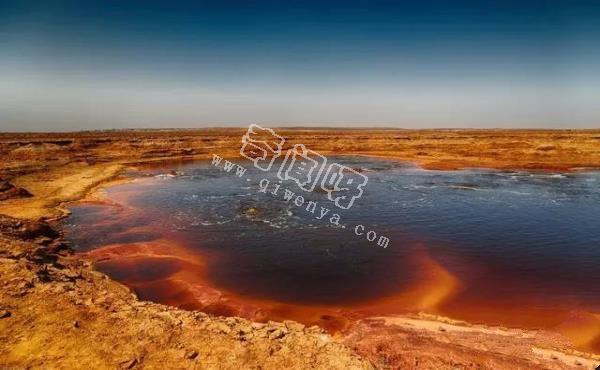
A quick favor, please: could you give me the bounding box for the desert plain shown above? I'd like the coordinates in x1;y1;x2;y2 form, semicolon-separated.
1;128;600;369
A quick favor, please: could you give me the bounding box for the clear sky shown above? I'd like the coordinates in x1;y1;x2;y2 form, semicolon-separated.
1;0;599;131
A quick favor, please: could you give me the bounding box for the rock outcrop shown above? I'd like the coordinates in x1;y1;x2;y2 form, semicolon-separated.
0;180;32;201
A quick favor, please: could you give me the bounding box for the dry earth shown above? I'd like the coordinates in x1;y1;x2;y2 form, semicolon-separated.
1;129;600;369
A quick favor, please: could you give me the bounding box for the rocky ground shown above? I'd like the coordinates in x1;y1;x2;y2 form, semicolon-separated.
0;215;371;369
2;129;600;180
1;215;598;369
1;129;600;369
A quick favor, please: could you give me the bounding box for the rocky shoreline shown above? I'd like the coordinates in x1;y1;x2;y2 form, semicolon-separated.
2;210;599;369
1;129;600;369
0;214;372;369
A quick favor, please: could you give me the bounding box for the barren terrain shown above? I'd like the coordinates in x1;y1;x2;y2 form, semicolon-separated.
1;129;600;369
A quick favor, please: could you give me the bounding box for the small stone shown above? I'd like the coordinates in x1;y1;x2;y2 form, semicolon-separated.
193;312;208;320
268;328;287;340
307;325;323;334
185;350;199;360
19;220;57;240
73;321;80;328
251;322;265;329
438;326;447;332
35;236;54;245
212;321;231;334
65;270;83;280
244;207;260;216
318;334;331;343
237;324;253;334
121;358;138;369
0;310;11;319
17;280;34;291
225;317;238;325
284;320;305;331
239;332;254;341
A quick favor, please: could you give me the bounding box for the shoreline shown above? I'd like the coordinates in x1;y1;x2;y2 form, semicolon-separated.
2;130;600;368
3;128;600;178
6;151;600;224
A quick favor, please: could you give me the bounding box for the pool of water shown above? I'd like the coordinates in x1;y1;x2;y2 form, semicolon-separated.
62;156;600;350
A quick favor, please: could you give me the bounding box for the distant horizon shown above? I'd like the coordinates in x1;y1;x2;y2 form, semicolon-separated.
2;1;599;131
2;125;600;134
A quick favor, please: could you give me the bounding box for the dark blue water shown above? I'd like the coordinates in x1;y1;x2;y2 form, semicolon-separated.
62;156;600;327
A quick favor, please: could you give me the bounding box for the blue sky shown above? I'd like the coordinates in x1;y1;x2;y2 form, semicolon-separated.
1;0;599;131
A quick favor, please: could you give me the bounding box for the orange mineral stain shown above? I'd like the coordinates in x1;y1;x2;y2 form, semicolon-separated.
67;167;600;355
83;233;600;354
